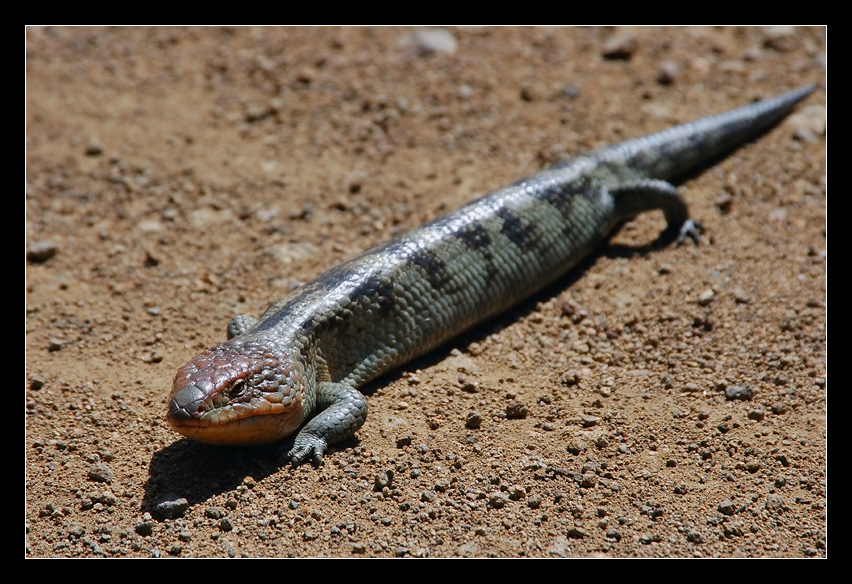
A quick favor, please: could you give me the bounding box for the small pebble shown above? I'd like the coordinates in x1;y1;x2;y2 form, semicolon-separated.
87;462;113;483
27;240;58;263
505;401;528;419
697;289;715;306
602;32;637;60
373;470;394;491
747;408;765;421
725;385;753;401
85;140;104;156
465;411;482;429
718;499;736;516
155;494;189;519
656;61;679;85
402;29;457;56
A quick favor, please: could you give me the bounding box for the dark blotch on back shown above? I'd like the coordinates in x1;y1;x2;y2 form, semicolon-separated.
407;248;451;291
496;207;538;251
349;271;396;316
455;221;492;250
535;175;590;220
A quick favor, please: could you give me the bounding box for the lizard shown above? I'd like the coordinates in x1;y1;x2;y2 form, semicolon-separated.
167;85;816;465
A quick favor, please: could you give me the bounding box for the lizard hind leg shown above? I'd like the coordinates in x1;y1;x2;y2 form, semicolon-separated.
608;179;703;244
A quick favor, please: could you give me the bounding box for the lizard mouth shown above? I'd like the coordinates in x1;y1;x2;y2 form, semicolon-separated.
167;371;299;446
167;401;299;445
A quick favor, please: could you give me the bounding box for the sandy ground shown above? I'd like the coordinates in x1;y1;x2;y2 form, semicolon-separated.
25;26;826;558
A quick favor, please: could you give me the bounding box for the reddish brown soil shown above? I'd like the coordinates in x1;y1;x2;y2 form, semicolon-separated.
26;26;826;558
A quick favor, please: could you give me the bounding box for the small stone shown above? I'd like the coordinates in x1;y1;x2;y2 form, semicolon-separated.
566;526;587;539
605;528;622;542
697;289;715;306
135;515;154;536
348;542;367;554
67;523;86;538
580;474;597;489
747;408;765;421
732;288;751;304
718;499;736;516
47;338;65;352
87;462;113;484
460;379;479;393
685;529;703;543
683;382;701;393
395;432;412;448
85;139;104;156
488;492;508;508
566;439;586;455
373;470;394;491
580;414;600;427
155;494;189;519
505;401;528;419
402;29;457;56
762;26;796;52
560;371;580;386
465;411;482;429
638;532;662;544
205;507;225;519
520;84;544;102
790;104;826;143
656;61;679;85
27;240;58;263
725;385;753;401
602;32;637;60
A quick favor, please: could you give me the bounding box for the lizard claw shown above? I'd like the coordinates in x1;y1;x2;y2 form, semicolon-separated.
676;219;704;245
285;434;327;467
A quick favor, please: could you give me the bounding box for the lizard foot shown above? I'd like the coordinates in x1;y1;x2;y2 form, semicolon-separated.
284;434;327;467
676;219;704;245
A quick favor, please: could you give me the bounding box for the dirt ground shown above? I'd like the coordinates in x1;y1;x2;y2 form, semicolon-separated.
25;26;826;558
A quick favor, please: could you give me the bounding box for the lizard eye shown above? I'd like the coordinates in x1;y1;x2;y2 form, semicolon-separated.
227;379;248;401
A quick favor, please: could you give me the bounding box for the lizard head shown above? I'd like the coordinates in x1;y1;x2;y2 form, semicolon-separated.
166;340;308;445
